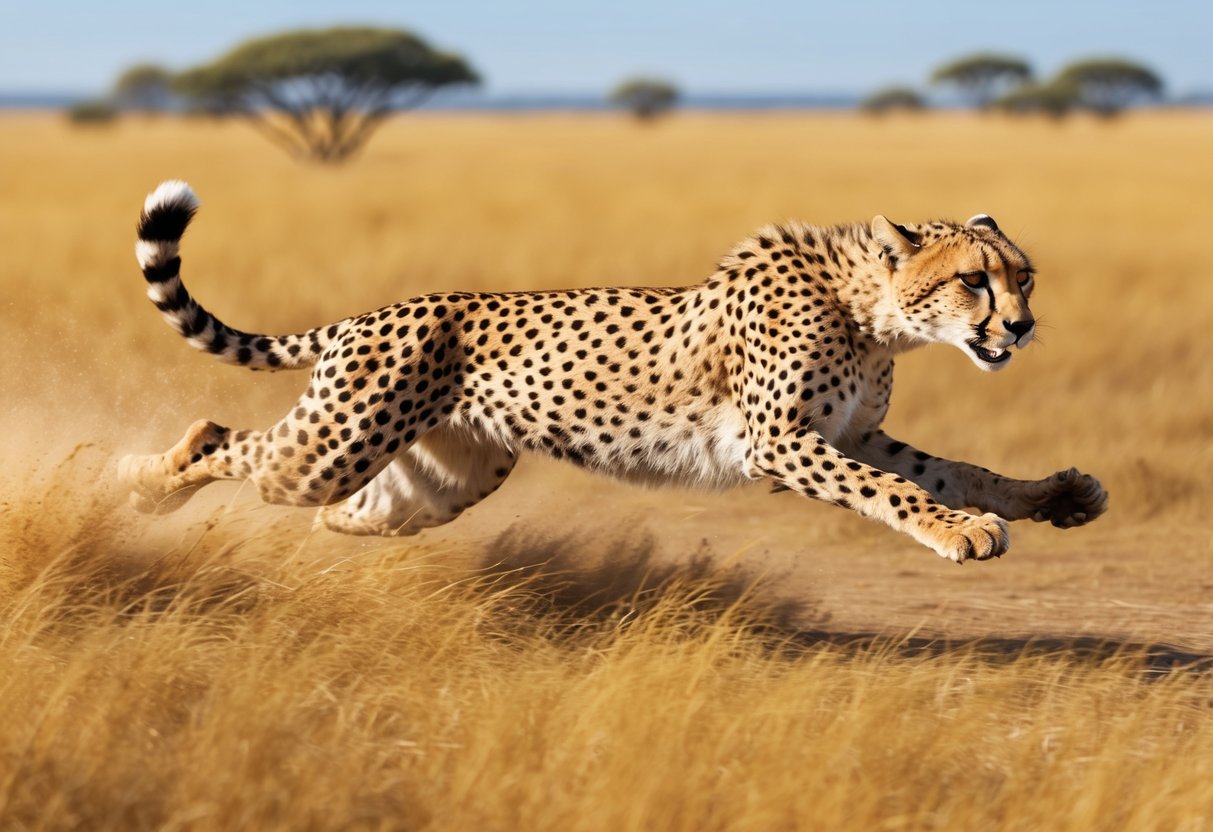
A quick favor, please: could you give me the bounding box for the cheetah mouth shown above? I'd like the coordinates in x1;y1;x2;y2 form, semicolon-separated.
969;343;1012;364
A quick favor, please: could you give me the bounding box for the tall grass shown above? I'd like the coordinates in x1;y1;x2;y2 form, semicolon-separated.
2;463;1212;830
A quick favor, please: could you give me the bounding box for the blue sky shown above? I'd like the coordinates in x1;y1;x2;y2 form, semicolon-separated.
3;0;1209;96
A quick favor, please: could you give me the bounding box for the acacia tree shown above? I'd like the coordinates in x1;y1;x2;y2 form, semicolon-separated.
610;78;679;121
860;86;925;115
930;53;1032;109
175;27;478;163
1055;58;1163;116
112;63;176;112
66;99;117;125
993;81;1081;119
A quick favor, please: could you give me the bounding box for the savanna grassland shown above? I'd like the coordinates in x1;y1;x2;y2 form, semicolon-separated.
1;112;1212;830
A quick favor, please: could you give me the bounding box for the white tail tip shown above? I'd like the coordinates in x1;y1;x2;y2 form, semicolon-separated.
144;180;199;214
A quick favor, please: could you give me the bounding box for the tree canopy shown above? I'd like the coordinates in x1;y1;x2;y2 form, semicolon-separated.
112;64;175;112
860;86;925;115
66;99;118;126
175;27;479;162
1054;58;1163;116
610;78;679;121
993;81;1081;118
930;53;1033;109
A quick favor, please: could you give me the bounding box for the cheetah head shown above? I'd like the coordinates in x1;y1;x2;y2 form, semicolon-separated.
872;214;1035;372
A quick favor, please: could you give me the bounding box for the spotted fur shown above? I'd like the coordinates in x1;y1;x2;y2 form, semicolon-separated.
119;182;1107;562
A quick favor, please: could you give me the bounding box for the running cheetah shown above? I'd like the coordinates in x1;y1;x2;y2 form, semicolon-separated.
120;181;1107;563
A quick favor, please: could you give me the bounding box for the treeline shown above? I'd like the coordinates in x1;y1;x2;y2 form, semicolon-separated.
862;52;1164;117
67;26;680;163
67;27;1171;165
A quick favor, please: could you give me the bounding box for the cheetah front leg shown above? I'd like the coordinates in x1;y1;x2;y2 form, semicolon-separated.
845;430;1108;529
748;428;1009;563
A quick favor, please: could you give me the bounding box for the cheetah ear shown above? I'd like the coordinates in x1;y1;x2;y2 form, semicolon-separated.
966;214;999;231
871;215;921;262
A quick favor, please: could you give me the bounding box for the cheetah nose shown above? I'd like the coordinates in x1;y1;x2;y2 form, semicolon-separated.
1005;318;1035;340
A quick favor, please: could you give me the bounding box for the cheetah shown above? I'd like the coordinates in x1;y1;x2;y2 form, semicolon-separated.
119;181;1107;563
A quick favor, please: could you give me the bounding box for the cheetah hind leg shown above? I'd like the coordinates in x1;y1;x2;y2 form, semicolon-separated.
315;427;516;537
118;419;229;514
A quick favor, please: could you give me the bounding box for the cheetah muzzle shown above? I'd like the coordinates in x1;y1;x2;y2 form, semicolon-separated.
118;182;1107;564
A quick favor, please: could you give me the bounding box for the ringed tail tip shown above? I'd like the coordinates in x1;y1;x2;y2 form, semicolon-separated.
136;180;199;278
138;180;198;240
141;180;199;230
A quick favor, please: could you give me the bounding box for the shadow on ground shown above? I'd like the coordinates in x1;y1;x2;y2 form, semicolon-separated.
478;524;1213;676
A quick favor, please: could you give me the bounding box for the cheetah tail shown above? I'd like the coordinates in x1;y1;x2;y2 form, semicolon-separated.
135;180;343;371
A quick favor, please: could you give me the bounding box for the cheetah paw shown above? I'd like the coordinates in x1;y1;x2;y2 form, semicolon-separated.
929;511;1010;564
117;453;170;514
1027;468;1107;528
116;420;223;515
117;453;201;515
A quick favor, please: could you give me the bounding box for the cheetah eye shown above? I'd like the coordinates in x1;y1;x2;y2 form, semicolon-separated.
1016;269;1034;287
957;271;987;289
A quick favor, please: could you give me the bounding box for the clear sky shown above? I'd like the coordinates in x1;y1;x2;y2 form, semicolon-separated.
3;0;1209;96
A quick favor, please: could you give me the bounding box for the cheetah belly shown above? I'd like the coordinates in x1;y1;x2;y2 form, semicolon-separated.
594;402;751;490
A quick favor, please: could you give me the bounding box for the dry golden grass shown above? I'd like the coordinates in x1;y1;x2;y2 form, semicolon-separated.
3;462;1212;830
2;112;1212;829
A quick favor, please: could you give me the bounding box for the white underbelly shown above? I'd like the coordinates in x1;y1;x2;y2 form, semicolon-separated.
595;403;751;490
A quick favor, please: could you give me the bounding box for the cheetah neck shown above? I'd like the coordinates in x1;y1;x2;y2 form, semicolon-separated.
824;224;923;353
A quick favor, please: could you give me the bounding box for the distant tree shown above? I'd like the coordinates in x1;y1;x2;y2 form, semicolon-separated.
993;81;1082;118
860;86;926;115
993;81;1078;119
66;99;118;125
610;78;679;121
174;27;479;163
930;53;1033;109
1054;58;1163;116
112;63;175;112
1174;90;1213;107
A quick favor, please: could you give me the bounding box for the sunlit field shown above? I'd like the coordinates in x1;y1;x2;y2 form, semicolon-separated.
2;112;1212;829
